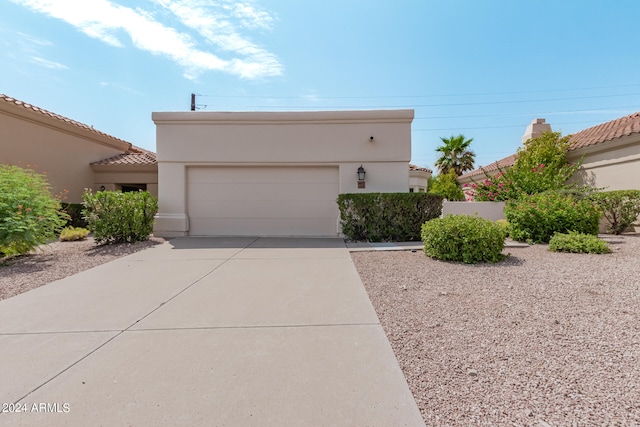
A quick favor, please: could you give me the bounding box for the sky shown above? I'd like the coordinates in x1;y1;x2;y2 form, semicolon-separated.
2;0;640;172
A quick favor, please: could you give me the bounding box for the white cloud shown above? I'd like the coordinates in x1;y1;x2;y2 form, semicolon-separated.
31;56;68;69
230;2;275;30
17;32;52;46
152;0;282;79
10;0;283;80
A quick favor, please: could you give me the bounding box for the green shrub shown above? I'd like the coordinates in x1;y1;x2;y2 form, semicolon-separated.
505;192;601;244
421;214;507;264
59;226;90;242
0;165;68;256
429;170;465;201
590;190;640;235
82;190;158;244
470;131;582;201
495;219;510;237
61;203;88;228
337;193;443;241
548;231;611;254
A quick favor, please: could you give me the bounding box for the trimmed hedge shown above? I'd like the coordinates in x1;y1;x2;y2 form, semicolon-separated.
421;214;507;264
337;193;443;242
82;190;158;244
505;191;601;244
590;190;640;235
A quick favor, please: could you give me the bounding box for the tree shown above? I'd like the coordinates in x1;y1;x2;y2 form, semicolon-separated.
429;170;465;201
435;134;476;176
469;131;583;201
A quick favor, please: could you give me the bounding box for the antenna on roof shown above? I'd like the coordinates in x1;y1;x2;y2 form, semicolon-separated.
190;93;207;111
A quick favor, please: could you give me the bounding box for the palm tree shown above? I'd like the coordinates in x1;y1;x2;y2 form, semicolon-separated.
434;134;476;176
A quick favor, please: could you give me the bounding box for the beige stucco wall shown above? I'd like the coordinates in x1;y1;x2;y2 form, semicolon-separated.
442;201;506;221
569;134;640;190
152;109;414;236
0;111;130;203
409;169;431;192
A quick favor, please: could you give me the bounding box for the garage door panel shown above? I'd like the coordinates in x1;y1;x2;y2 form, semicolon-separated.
187;167;339;236
190;199;337;219
188;183;336;202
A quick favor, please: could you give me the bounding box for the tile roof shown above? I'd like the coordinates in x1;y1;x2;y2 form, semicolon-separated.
409;164;432;173
91;145;157;166
568;112;640;151
459;154;516;180
0;93;131;146
459;112;640;180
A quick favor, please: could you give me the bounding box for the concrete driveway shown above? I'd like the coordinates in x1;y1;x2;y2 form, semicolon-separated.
0;237;424;426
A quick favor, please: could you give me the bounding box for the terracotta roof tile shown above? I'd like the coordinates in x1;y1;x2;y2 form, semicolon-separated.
568;112;640;150
0;93;132;146
409;163;432;173
460;154;516;179
92;149;156;166
460;112;640;180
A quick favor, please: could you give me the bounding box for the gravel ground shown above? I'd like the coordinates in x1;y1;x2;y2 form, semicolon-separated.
0;237;165;301
3;234;639;425
352;235;640;426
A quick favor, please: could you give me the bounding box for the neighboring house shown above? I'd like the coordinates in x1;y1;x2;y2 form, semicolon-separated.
0;94;157;203
459;113;640;191
152;109;414;237
409;164;432;192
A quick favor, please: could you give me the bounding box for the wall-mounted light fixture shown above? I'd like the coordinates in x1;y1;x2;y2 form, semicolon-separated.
369;136;374;142
99;185;106;191
357;165;366;188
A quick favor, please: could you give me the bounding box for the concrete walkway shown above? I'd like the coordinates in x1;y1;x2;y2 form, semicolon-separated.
0;237;425;426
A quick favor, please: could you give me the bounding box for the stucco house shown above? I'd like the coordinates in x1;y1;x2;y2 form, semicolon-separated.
2;94;429;237
152;109;415;237
0;94;157;203
409;164;432;192
459;113;640;191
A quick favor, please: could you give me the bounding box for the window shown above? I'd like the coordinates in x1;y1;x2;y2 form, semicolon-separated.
119;184;147;192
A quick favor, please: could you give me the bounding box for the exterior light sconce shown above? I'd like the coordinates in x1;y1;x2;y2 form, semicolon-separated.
357;165;366;189
99;185;106;191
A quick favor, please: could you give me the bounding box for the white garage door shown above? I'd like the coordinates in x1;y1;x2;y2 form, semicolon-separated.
187;166;340;236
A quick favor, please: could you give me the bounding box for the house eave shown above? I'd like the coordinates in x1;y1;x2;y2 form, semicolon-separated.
0;99;131;152
152;109;415;125
91;163;158;173
568;133;640;159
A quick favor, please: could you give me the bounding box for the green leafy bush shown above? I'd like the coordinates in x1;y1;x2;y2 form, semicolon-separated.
0;165;68;256
505;192;601;244
421;214;507;264
59;226;90;241
82;190;158;244
429;170;465;201
337;193;443;241
590;190;640;234
495;219;510;237
468;131;582;201
548;231;611;254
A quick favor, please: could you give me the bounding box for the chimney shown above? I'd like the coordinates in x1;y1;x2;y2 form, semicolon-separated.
522;118;551;144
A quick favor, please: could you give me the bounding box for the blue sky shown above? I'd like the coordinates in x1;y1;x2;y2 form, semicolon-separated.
2;0;640;172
